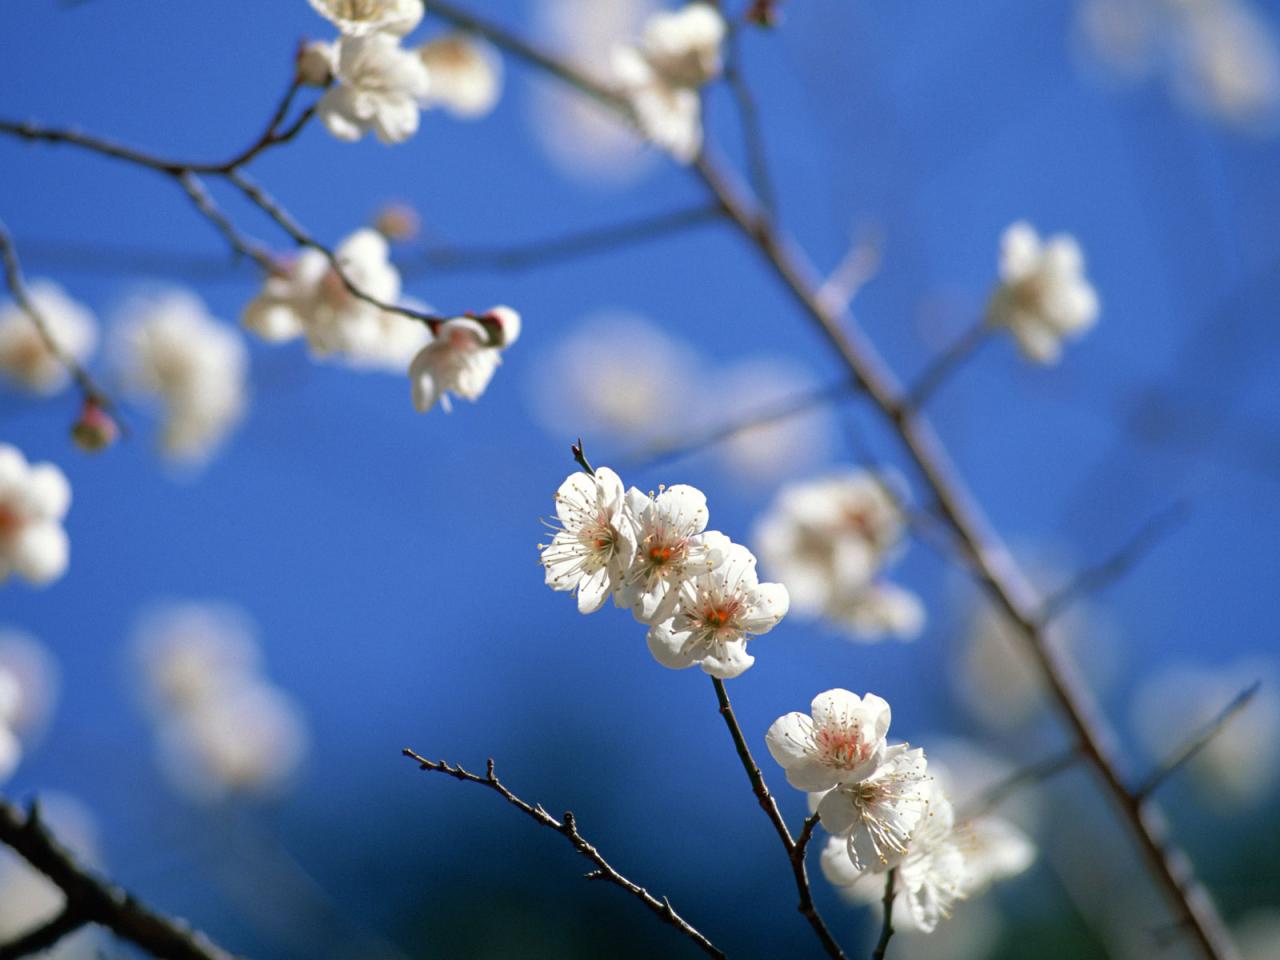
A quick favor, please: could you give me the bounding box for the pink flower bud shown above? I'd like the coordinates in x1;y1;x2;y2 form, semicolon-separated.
296;40;335;88
71;398;118;452
372;203;421;242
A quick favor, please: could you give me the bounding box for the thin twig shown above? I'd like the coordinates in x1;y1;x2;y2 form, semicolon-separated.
816;229;882;317
721;26;776;219
1135;682;1262;801
401;749;724;960
904;316;993;410
960;747;1081;821
710;678;848;960
0;798;237;960
871;869;896;960
1038;502;1191;625
175;174;275;272
0;907;88;960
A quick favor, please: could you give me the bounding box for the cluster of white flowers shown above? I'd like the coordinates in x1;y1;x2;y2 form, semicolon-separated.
133;602;309;803
305;0;503;144
0;281;97;395
987;222;1100;365
409;306;521;413
114;290;249;465
612;3;726;162
0;444;71;587
767;689;1034;933
540;466;789;678
755;469;924;642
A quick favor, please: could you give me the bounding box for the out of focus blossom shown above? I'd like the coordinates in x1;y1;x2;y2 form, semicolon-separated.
115;289;248;465
318;33;431;144
418;34;503;118
373;202;421;241
755;469;922;642
540;467;638;614
0;794;105;959
132;601;308;803
0;281;97;395
308;0;423;38
243;228;427;370
0;629;59;742
988;222;1099;365
296;39;336;87
530;312;700;447
0;444;70;587
1131;659;1280;808
69;398;118;453
409;307;519;413
1235;909;1280;960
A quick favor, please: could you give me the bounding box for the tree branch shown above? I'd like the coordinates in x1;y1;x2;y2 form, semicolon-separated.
871;869;896;960
904;316;993;410
960;747;1082;821
0;798;237;960
0;907;88;960
401;749;725;960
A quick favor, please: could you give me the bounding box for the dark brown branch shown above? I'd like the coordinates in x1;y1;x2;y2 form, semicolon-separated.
871;869;896;960
904;316;993;410
710;678;848;960
0;798;237;960
0;907;88;960
1135;681;1262;801
401;749;724;960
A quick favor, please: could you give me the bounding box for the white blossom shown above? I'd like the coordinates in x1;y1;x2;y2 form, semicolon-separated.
637;2;725;87
409;307;519;413
766;689;893;792
318;33;431;144
243;229;427;370
115;289;248;464
988;221;1099;364
132;602;262;713
418;34;503;117
0;629;59;769
815;744;930;871
0;281;97;395
0;669;21;782
539;467;638;614
308;0;423;38
646;540;788;679
827;581;926;642
952;815;1036;896
617;484;723;623
0;444;71;587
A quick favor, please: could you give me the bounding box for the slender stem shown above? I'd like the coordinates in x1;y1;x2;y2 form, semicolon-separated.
960;748;1082;821
904;316;992;410
176;173;275;272
402;750;725;960
710;679;848;960
721;26;776;219
871;870;896;960
1135;682;1261;801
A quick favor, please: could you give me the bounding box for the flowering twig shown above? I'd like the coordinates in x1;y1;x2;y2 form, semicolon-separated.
903;316;993;411
1037;501;1190;625
710;678;848;960
0;797;236;960
870;869;896;960
1134;681;1262;802
0;220;118;414
400;749;725;960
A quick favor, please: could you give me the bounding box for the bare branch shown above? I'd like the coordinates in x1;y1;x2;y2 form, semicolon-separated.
871;869;896;960
1135;682;1262;801
904;316;993;411
815;229;882;317
0;907;88;960
721;26;776;219
1038;501;1191;625
0;798;237;960
175;174;275;272
710;678;848;960
960;747;1081;821
401;749;725;960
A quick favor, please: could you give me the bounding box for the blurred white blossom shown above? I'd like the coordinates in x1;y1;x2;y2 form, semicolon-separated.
0;629;60;774
0;281;97;395
115;289;248;465
0;444;71;587
409;307;520;413
318;33;431;144
418;34;503;118
988;222;1099;365
308;0;423;38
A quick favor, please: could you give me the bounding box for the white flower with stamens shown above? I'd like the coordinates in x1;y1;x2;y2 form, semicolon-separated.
766;690;893;792
308;0;423;37
816;744;930;871
988;222;1099;365
409;307;519;413
646;541;788;679
0;444;71;587
0;281;97;395
617;484;721;623
318;34;431;144
539;467;638;614
116;290;248;464
418;34;503;117
952;815;1035;897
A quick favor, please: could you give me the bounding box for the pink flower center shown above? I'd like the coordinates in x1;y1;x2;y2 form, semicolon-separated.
0;504;20;540
815;725;873;768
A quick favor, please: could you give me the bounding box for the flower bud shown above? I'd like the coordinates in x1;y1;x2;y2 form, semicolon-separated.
296;40;336;88
372;203;421;242
71;398;119;452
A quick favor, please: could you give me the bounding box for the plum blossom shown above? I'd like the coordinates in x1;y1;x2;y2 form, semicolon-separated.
612;3;726;162
988;222;1099;364
318;33;431;144
815;744;930;871
0;630;59;782
115;290;248;464
418;34;504;117
242;228;427;370
0;281;97;395
0;444;70;587
409;306;520;413
828;581;926;642
618;484;723;623
539;467;638;614
766;689;893;792
646;541;788;679
308;0;423;38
